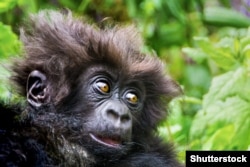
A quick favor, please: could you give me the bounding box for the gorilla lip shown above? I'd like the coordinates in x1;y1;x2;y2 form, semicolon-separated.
89;133;122;148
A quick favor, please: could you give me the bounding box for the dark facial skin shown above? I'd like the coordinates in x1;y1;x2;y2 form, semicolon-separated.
26;65;146;161
74;66;146;157
81;65;145;150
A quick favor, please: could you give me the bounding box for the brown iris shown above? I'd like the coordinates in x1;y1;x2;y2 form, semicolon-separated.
126;92;138;104
96;81;110;93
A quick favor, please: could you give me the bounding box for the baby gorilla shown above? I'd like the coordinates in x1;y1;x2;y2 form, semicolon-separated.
0;10;182;167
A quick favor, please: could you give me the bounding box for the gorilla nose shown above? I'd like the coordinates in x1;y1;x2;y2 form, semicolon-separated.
107;109;131;123
103;101;132;129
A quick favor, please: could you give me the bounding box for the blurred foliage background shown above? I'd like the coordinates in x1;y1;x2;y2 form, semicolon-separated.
1;0;250;162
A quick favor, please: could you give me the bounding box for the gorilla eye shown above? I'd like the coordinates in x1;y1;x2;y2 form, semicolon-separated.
96;81;110;93
125;92;138;104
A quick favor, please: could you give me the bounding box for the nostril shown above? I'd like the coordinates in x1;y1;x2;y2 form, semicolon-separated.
121;115;131;123
107;109;119;120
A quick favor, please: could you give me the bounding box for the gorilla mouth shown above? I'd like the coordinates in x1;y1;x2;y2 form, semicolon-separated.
89;133;122;148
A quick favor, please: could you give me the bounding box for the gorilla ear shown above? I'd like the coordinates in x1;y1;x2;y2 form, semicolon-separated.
27;70;50;107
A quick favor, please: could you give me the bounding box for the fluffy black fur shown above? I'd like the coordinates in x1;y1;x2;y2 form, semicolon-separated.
0;10;182;167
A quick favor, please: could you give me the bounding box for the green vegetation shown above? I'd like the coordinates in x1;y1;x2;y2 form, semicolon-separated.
1;0;250;161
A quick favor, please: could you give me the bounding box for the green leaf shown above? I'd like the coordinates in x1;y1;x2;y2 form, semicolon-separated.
191;96;250;149
0;22;21;58
202;124;235;150
17;0;37;13
0;60;12;101
0;22;20;101
194;37;238;70
190;68;250;149
204;7;250;28
0;0;17;13
182;47;207;63
165;0;186;24
203;68;250;106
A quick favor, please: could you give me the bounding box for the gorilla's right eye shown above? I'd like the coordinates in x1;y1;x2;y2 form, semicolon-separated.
95;81;110;93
